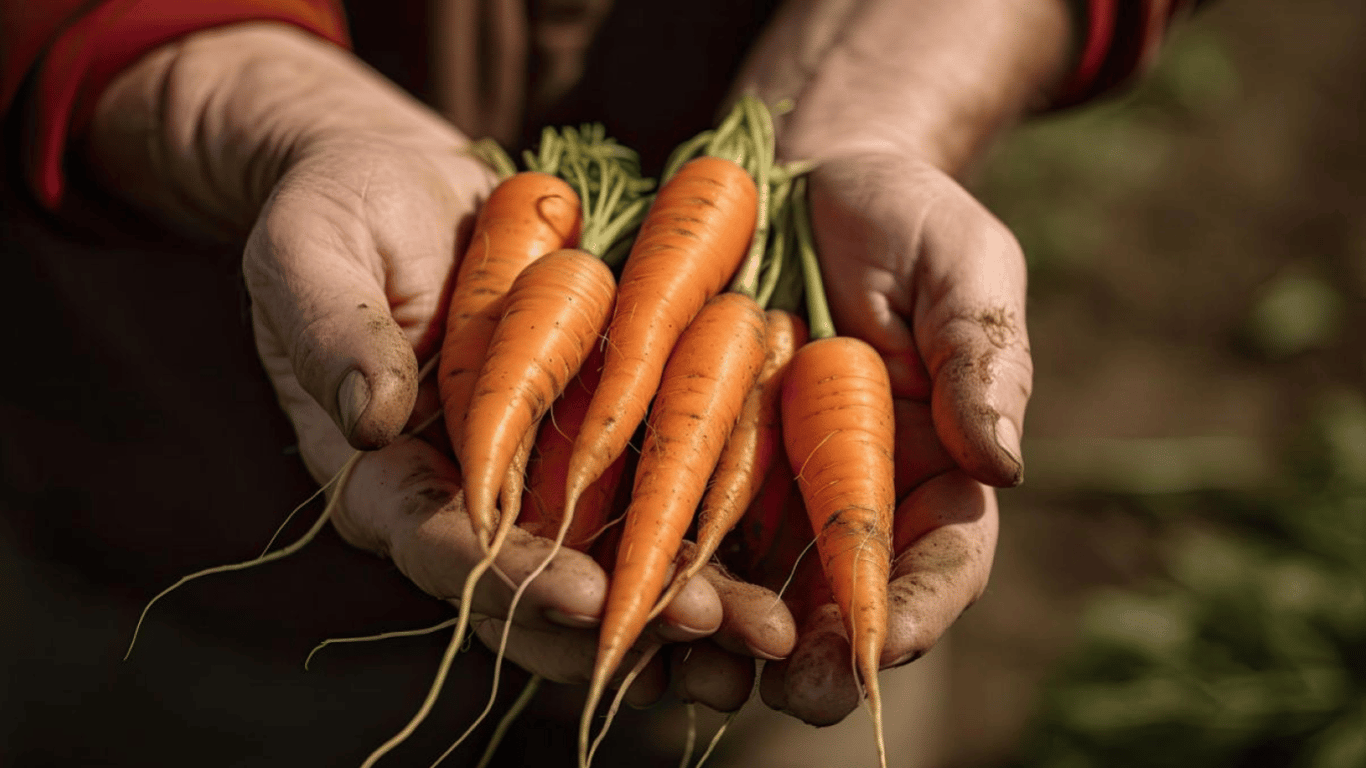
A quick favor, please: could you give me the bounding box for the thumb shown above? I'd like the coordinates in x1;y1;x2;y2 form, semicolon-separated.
914;204;1032;488
244;196;421;450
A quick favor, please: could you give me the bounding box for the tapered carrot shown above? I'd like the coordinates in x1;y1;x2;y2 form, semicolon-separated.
438;171;582;466
578;291;768;767
782;335;895;768
434;128;656;767
457;248;616;544
561;155;758;523
780;174;895;768
649;308;807;613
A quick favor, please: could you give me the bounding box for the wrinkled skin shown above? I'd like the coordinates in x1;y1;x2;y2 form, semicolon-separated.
85;2;1050;724
730;155;1025;725
86;23;796;713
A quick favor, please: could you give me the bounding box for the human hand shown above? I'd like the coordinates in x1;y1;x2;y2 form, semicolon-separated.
82;23;727;662
86;22;492;459
806;153;1031;486
467;553;798;712
751;153;1023;725
332;437;796;710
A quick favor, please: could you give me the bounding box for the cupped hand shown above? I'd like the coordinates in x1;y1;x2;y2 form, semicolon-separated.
754;152;1023;725
758;398;997;725
806;153;1031;488
461;538;797;711
85;23;729;674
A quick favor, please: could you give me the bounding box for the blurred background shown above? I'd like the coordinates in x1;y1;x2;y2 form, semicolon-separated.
958;0;1365;764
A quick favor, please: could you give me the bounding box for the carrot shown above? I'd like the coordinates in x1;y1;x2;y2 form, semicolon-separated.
778;174;895;768
782;335;895;768
725;453;798;580
449;123;652;545
578;290;768;767
560;154;758;522
437;170;582;497
365;128;650;768
649;308;807;612
456;248;617;544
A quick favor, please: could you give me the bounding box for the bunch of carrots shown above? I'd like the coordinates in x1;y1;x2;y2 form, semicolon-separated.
126;98;900;768
417;97;898;768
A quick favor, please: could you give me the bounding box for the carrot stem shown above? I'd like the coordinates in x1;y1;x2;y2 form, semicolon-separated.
728;96;776;299
753;177;793;309
471;138;518;179
790;177;835;340
661;130;714;184
554;125;654;259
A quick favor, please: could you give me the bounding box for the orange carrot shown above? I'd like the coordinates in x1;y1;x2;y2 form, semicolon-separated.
519;345;630;551
439;129;655;768
438;172;581;464
781;335;896;768
578;291;768;766
650;309;807;611
457;248;616;544
562;155;758;521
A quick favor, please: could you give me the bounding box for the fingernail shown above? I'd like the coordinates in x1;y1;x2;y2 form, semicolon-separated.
887;648;926;669
656;620;713;643
993;416;1024;486
745;642;786;662
338;370;370;439
544;608;598;629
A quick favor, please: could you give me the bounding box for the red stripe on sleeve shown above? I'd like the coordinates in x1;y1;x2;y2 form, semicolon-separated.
1055;0;1117;107
22;0;348;208
1052;0;1202;109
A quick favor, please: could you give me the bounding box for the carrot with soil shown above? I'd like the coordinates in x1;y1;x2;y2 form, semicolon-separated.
437;165;582;541
576;97;789;766
578;290;769;767
448;128;657;765
456;248;617;551
558;146;760;530
645;98;815;631
456;126;652;545
780;176;896;768
361;128;652;768
652;308;806;613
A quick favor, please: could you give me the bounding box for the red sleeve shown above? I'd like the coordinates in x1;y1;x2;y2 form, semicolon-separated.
2;0;349;209
1052;0;1205;109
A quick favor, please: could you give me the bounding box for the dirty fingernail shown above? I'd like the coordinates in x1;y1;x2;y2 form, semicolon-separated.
993;416;1024;485
338;370;370;439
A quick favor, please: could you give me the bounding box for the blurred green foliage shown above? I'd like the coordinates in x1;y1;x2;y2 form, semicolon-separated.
978;25;1242;280
1240;273;1345;359
987;16;1366;768
1010;389;1366;768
